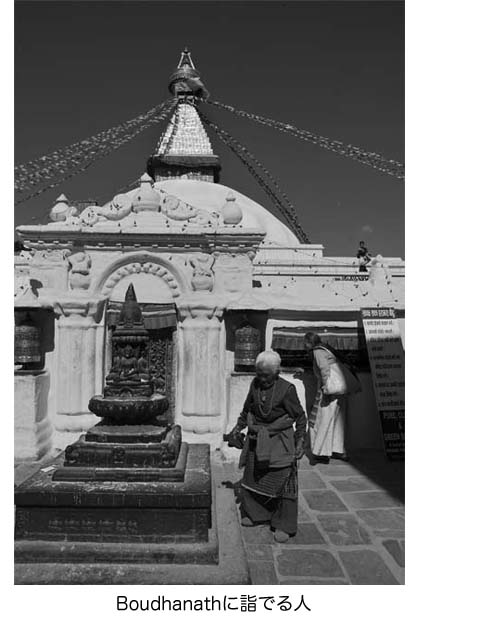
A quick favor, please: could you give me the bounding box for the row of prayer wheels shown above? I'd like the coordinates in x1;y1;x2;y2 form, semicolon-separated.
14;315;262;373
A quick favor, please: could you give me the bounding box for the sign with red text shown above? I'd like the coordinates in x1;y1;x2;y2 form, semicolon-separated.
361;308;405;459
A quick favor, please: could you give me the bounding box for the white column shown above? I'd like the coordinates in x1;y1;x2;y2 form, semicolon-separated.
176;300;226;436
50;296;107;445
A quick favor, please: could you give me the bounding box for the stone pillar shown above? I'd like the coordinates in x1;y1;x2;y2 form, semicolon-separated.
14;371;52;461
176;300;226;439
51;296;107;447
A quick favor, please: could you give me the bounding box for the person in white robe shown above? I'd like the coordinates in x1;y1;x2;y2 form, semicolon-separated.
303;332;349;461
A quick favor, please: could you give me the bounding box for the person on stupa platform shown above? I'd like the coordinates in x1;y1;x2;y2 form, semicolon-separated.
225;350;307;543
357;240;372;272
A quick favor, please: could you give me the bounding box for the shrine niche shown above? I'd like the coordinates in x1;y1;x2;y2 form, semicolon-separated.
106;299;177;423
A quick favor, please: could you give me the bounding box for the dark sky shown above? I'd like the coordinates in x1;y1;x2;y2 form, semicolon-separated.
15;0;404;257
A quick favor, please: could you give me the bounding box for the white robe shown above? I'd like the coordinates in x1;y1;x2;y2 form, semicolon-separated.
309;348;347;457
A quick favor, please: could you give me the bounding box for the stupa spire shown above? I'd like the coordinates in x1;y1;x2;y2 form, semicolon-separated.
168;47;208;100
146;49;221;183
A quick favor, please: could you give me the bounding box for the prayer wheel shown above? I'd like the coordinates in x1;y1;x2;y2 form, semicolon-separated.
234;323;261;371
15;313;42;369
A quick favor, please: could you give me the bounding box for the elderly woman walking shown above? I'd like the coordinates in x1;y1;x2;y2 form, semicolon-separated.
304;332;360;462
225;350;306;543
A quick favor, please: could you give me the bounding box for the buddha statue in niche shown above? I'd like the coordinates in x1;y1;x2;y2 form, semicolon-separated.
107;345;150;385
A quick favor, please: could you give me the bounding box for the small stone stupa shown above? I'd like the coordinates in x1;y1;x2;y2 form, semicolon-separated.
53;283;181;480
15;285;213;558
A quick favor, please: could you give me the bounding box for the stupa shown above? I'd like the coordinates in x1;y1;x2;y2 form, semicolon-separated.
53;283;182;481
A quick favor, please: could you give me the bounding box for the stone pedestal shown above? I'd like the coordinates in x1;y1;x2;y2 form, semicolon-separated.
15;444;212;549
54;423;184;482
14;371;52;461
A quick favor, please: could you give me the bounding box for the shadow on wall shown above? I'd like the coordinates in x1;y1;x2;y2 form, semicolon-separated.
301;371;404;504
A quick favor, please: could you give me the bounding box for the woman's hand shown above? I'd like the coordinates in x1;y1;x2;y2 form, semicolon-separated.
223;425;245;449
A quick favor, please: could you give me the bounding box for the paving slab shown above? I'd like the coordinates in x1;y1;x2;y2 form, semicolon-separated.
329;477;382;492
303;490;349;512
356;508;405;537
297;500;313;522
315;464;364;477
248;561;278;585
382;539;405;567
342;491;403;509
244;544;274;562
280;579;349;585
339;549;399;585
276;549;345;579
241;524;274;544
298;456;316;470
287;522;326;545
317;514;371;546
298;470;327;490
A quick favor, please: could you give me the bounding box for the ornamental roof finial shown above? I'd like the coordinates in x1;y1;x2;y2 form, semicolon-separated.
177;47;196;70
168;48;209;100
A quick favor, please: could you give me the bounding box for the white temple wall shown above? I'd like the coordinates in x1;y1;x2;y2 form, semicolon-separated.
16;240;404;454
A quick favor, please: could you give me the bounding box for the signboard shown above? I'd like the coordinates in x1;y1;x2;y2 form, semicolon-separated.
361;308;405;459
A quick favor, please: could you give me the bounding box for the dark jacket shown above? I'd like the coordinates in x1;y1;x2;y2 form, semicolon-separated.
236;376;307;469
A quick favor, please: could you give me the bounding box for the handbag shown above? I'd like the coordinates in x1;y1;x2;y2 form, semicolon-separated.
321;349;362;396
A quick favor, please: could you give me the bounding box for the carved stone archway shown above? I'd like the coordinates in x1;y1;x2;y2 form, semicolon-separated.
90;252;188;299
100;261;182;298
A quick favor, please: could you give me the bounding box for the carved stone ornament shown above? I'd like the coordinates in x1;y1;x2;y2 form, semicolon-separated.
163;194;196;221
68;252;92;290
131;174;161;213
190;253;215;291
220;192;243;225
31;248;71;264
49;194;78;222
101;262;181;297
162;194;216;226
44;185;220;229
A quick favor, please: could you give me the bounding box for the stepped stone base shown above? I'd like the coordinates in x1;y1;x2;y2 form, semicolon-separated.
56;424;183;480
53;441;188;482
15;444;210;545
15;459;250;585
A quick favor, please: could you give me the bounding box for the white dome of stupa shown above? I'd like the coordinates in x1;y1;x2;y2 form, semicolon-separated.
151;179;300;246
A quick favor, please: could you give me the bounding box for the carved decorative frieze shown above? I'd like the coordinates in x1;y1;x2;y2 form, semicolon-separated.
31;248;71;264
52;296;107;320
177;302;224;322
101;262;181;298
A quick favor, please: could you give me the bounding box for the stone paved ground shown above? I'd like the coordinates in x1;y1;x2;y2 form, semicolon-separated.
15;448;404;585
224;450;405;585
